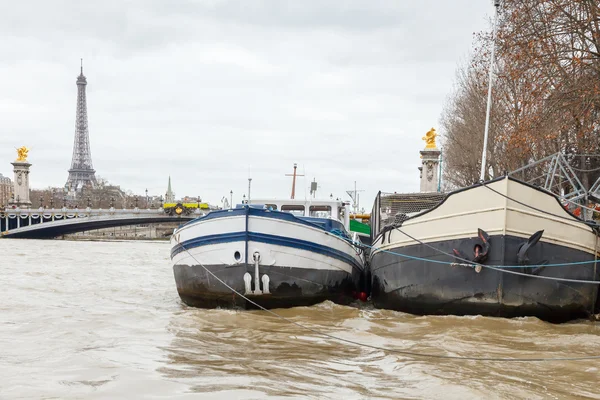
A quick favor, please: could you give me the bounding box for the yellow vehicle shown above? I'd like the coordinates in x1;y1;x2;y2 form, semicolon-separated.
163;202;210;210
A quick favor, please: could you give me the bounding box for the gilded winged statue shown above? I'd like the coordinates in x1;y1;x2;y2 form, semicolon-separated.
16;146;29;162
422;128;438;149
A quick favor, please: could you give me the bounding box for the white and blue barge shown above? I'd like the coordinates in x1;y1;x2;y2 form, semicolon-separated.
170;198;365;309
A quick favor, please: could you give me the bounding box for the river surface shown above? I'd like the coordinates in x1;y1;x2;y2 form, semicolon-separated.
1;239;600;399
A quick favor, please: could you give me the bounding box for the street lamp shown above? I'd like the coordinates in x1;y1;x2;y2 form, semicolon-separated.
230;190;233;209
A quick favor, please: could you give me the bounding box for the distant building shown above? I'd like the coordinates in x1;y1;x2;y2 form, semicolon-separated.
165;176;175;203
0;173;12;207
181;195;202;203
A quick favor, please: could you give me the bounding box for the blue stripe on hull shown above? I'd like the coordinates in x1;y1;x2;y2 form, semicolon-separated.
178;206;346;234
171;231;363;272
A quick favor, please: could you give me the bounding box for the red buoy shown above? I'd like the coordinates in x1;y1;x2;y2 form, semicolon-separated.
359;292;368;302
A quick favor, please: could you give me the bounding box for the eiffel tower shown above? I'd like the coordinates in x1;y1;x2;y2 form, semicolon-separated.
66;60;97;194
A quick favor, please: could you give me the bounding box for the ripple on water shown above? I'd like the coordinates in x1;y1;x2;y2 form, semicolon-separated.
1;239;600;399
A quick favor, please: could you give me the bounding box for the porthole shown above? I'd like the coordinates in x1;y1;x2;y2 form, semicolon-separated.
234;251;242;262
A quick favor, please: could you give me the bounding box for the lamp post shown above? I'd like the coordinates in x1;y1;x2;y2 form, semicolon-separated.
479;0;501;181
230;190;233;209
145;188;148;208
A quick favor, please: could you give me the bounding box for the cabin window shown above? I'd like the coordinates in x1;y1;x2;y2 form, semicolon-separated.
281;205;305;216
265;204;278;210
309;205;332;218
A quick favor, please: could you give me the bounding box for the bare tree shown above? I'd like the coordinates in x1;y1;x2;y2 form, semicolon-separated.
441;0;600;190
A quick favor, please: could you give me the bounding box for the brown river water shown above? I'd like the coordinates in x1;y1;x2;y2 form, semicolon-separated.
1;239;600;399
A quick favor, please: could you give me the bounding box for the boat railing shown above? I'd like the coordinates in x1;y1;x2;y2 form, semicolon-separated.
370;191;446;240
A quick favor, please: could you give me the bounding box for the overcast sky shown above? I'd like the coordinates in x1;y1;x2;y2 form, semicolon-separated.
0;0;493;209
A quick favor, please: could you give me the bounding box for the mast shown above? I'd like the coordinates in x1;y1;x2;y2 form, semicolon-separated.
346;181;364;213
479;0;501;181
285;163;304;199
291;164;297;199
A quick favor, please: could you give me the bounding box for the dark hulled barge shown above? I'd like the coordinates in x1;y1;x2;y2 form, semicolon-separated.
369;176;600;323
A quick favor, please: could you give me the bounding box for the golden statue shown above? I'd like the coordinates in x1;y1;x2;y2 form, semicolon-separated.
422;128;438;149
16;146;29;162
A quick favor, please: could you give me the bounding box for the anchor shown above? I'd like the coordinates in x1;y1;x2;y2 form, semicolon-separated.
452;228;491;273
517;230;548;275
243;251;270;295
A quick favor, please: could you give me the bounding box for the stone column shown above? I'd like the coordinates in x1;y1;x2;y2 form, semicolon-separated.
9;160;32;208
419;128;441;193
419;148;441;192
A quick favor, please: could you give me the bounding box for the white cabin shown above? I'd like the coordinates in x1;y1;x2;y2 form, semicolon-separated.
248;198;351;229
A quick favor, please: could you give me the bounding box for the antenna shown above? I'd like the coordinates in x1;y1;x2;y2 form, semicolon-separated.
479;0;501;181
310;178;319;198
345;181;365;214
80;58;83;74
248;178;252;204
303;165;307;201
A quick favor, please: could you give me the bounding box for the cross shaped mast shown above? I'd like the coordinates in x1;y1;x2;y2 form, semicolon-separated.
285;163;304;199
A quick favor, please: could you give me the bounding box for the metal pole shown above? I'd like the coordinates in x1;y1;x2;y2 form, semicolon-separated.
248;178;252;204
479;0;501;182
438;150;443;192
354;181;357;214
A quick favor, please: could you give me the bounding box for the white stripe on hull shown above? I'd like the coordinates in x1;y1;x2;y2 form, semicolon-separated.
172;241;356;274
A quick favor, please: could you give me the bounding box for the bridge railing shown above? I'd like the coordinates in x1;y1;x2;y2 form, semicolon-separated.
0;206;205;234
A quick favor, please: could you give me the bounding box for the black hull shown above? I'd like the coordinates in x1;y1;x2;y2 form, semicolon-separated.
371;234;599;323
174;263;363;309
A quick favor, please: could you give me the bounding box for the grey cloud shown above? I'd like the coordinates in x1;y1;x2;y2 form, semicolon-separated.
1;0;493;207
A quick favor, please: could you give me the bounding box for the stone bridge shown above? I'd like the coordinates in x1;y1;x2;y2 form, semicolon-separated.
1;206;201;239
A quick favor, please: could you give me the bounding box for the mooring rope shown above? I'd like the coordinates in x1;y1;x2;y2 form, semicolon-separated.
173;236;600;362
396;228;600;285
360;233;600;275
368;229;600;285
367;242;600;270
